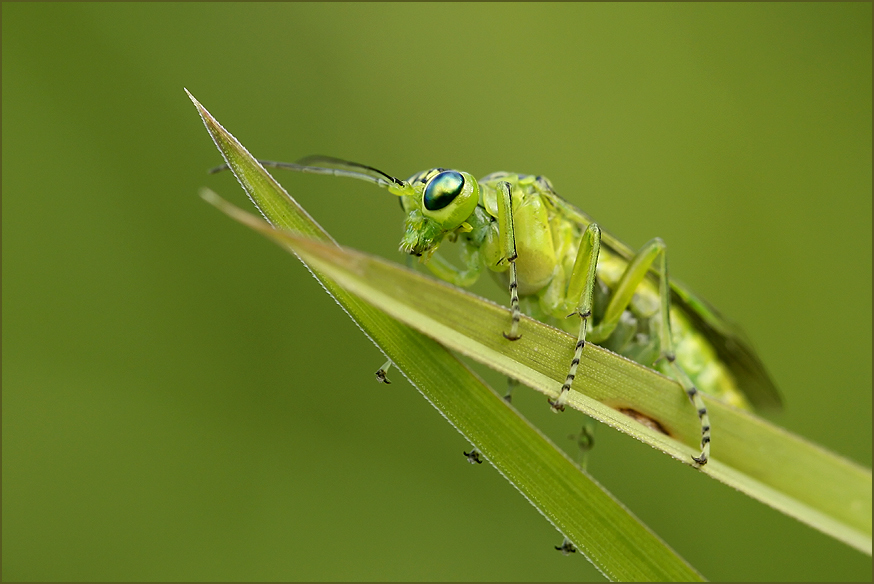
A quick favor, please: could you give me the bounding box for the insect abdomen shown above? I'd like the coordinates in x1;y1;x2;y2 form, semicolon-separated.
590;252;751;409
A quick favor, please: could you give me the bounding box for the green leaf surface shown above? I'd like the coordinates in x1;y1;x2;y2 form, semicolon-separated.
228;221;872;557
188;90;704;581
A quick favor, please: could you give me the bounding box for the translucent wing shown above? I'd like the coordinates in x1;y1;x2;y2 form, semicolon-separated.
668;282;783;410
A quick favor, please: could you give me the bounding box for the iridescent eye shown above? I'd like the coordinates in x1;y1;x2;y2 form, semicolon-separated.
423;171;465;211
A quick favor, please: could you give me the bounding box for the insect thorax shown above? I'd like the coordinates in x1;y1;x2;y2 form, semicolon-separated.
407;169;751;410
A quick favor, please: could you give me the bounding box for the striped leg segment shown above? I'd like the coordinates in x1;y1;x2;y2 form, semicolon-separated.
503;259;521;340
549;315;588;412
549;223;601;412
496;181;522;341
667;357;711;465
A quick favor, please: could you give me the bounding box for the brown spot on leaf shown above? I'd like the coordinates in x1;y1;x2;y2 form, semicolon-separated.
619;408;670;436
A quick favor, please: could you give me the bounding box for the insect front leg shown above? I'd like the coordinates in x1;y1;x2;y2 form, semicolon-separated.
549;223;602;412
495;181;522;340
588;238;711;466
423;242;484;288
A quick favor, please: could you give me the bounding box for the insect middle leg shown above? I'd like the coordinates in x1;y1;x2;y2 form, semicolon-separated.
549;223;602;413
587;238;711;465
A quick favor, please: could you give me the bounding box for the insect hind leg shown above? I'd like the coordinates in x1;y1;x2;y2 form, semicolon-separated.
650;239;710;465
588;237;710;465
548;223;601;412
665;356;711;465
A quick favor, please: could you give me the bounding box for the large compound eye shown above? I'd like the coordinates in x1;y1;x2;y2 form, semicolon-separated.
419;169;479;230
423;171;465;211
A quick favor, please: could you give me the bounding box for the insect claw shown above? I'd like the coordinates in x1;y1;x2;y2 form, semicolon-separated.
502;331;522;341
376;360;393;384
548;396;566;413
555;537;576;555
692;454;708;466
464;449;483;464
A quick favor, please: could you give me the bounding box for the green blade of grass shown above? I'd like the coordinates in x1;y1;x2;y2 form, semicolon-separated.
188;90;871;558
188;89;704;581
204;196;872;557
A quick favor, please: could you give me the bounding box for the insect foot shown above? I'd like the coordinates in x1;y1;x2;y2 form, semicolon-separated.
554;537;576;556
375;359;393;384
547;393;568;413
464;449;483;464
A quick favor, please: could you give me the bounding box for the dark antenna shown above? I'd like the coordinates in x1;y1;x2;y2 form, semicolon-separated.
297;155;406;188
209;155;406;190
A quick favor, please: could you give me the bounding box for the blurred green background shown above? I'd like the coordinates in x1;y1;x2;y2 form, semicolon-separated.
3;3;871;581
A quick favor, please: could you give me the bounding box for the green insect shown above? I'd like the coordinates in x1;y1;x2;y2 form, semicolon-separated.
220;155;782;465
